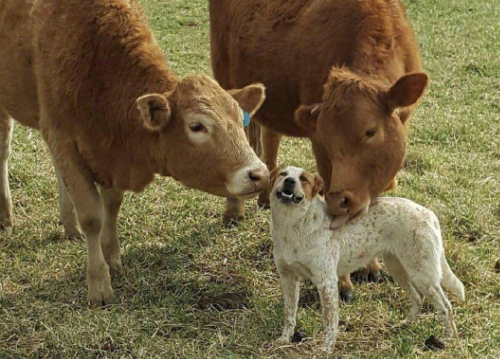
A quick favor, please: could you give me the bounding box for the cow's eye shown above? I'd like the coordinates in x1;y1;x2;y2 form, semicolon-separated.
189;122;206;133
366;128;377;138
300;176;308;182
279;172;287;176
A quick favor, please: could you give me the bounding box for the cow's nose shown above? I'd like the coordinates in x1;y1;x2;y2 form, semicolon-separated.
248;167;270;187
326;191;352;215
284;177;296;185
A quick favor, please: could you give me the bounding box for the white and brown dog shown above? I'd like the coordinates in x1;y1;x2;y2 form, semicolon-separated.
270;166;465;353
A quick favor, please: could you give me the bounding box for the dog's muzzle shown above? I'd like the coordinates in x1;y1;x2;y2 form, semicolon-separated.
276;177;303;204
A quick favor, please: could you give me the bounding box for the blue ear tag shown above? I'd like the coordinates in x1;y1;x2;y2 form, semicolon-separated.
242;109;251;127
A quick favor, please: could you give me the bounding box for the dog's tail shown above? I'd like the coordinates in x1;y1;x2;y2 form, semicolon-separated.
441;253;465;301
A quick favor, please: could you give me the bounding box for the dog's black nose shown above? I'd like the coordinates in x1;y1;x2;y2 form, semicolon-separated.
284;177;296;185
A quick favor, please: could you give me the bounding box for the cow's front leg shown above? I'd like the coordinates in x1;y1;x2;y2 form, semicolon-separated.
352;257;383;283
338;274;354;302
223;197;245;226
48;138;113;306
314;275;339;353
258;126;282;209
276;271;300;344
0;108;13;232
100;187;124;274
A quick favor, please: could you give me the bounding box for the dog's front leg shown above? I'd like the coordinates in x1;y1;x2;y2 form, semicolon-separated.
276;271;300;344
316;276;339;353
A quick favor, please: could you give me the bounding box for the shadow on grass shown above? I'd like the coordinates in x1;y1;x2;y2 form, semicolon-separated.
14;224;253;314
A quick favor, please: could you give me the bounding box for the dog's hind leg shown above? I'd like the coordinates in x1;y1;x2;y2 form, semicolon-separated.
276;271;300;344
414;281;458;338
383;253;423;322
428;285;458;338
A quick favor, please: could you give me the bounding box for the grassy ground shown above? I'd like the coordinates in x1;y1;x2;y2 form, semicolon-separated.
1;0;499;357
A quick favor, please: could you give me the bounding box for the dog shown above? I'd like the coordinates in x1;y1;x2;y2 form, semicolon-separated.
270;166;465;353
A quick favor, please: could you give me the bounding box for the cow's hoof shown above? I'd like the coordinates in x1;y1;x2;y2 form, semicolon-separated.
65;231;84;241
352;270;384;283
495;259;500;273
340;289;355;303
107;257;123;276
87;267;114;307
1;225;13;235
258;201;270;210
223;214;244;227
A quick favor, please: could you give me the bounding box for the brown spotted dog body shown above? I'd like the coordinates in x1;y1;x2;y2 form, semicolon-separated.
210;0;429;298
0;0;269;306
270;167;465;353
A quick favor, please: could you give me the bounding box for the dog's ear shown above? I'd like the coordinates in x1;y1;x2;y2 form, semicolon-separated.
312;175;324;197
269;167;282;188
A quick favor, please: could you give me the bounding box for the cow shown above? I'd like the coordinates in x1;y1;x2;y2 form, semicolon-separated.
0;0;270;306
209;0;428;300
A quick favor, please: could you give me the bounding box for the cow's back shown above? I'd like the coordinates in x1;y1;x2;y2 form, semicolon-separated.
210;0;422;137
32;0;177;191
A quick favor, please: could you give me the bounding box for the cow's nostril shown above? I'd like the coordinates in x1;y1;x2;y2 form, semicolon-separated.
249;171;262;182
339;196;349;209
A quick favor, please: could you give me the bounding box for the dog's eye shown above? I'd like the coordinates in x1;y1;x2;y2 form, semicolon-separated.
300;176;308;182
279;172;287;176
189;122;207;133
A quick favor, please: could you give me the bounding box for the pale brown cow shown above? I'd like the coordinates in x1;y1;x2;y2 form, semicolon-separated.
210;0;428;300
0;0;270;306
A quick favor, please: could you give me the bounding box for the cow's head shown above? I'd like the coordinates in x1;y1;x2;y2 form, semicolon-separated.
136;74;269;199
295;67;428;217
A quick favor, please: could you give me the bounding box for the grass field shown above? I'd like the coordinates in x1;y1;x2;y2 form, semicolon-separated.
1;0;500;358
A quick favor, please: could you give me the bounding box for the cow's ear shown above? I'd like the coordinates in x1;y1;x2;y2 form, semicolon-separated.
312;175;324;197
269;167;282;188
295;104;321;133
229;84;266;116
136;93;172;131
387;73;428;111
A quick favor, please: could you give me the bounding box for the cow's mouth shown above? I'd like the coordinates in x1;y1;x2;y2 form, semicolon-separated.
236;189;262;199
276;190;303;204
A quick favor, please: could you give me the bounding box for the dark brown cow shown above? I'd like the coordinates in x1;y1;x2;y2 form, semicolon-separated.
210;0;428;299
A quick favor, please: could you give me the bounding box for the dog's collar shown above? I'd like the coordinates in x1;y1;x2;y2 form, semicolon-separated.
242;109;251;127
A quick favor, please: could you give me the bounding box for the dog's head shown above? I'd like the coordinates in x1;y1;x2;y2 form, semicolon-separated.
270;166;324;208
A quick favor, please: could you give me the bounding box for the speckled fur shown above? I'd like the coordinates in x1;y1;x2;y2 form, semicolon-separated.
271;166;465;353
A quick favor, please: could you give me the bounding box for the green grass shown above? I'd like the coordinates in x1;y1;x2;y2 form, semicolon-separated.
1;0;500;357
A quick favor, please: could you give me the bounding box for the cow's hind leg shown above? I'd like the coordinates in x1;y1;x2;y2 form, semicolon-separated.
258;126;282;208
100;187;124;274
0;107;13;232
48;137;113;306
54;162;83;239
